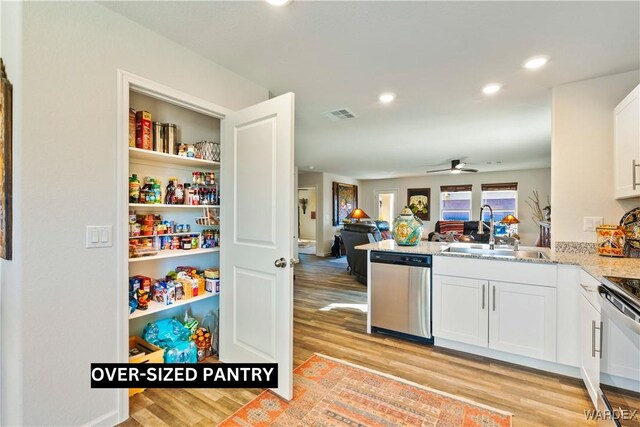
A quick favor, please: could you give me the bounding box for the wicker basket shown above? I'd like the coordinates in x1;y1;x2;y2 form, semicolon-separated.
194;141;220;162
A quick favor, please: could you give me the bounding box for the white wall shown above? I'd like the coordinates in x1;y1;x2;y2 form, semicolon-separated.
359;168;551;246
298;188;317;240
0;2;268;426
551;70;640;244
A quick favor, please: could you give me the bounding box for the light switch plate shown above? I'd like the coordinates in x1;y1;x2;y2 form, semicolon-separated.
86;226;113;248
583;217;604;232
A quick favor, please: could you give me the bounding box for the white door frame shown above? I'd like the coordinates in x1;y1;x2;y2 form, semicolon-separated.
373;188;399;222
116;70;233;423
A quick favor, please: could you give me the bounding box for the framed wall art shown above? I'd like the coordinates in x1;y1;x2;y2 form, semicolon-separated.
332;182;358;226
0;59;12;260
407;188;430;221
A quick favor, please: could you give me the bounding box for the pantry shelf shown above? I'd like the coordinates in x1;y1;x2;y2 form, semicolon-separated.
129;232;201;240
129;247;220;263
129;291;219;320
129;147;220;169
130;203;220;209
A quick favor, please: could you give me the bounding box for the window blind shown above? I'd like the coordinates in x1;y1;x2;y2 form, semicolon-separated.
440;184;472;192
481;182;518;191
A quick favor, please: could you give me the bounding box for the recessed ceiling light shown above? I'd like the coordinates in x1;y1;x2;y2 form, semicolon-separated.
482;83;502;95
379;93;395;104
308;166;315;170
265;0;291;6
523;55;549;70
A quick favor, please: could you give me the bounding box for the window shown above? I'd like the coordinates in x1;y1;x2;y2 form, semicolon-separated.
481;183;518;236
440;185;472;221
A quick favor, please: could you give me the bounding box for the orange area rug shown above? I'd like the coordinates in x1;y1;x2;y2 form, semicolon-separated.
220;354;512;426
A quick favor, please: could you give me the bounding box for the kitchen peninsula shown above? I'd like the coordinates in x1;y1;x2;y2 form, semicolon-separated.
357;239;640;411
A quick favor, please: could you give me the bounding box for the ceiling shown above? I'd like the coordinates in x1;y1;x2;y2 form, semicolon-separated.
102;1;640;179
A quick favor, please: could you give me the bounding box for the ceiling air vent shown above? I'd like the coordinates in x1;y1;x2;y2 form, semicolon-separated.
322;108;357;121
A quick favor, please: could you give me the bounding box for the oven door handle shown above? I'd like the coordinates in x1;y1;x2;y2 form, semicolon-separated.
598;289;640;336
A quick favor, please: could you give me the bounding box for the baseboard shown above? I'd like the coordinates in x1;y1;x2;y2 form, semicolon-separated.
83;409;120;426
435;338;581;379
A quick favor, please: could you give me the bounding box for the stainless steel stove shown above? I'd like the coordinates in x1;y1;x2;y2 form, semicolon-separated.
599;276;640;426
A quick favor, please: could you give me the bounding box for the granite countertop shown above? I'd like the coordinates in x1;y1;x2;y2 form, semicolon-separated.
356;240;640;282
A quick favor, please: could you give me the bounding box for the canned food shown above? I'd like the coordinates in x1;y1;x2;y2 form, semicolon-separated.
171;236;180;250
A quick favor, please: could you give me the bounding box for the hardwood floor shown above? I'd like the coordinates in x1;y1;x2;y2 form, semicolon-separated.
122;254;594;426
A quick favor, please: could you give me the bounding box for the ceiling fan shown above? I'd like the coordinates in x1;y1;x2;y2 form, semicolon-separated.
426;159;479;174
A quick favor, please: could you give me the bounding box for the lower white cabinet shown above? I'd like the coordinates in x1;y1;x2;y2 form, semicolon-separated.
580;292;601;407
433;275;489;346
434;275;557;362
489;281;557;361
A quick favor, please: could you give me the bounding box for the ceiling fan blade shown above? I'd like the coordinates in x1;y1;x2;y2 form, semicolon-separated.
426;168;452;173
460;168;479;173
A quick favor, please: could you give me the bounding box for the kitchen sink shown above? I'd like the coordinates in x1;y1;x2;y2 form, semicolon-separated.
441;244;549;260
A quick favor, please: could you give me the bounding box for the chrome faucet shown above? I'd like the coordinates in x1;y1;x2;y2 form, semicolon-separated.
478;204;495;250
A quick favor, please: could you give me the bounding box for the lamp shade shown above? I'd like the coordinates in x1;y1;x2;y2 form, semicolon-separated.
500;214;520;224
346;208;370;220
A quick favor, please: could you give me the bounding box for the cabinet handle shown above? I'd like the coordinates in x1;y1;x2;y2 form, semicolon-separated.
492;285;496;311
482;284;485;309
634;160;639;190
592;321;603;358
592;321;596;357
598;321;603;359
580;283;592;293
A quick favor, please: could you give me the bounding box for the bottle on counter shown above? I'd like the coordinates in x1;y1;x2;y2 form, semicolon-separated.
129;174;140;203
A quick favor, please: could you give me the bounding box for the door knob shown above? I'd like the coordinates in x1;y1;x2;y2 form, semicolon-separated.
290;258;300;268
274;257;287;268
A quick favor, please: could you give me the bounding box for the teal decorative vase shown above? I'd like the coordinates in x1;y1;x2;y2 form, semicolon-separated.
392;207;423;246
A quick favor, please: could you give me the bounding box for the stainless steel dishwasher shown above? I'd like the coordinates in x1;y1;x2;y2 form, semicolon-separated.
370;251;432;343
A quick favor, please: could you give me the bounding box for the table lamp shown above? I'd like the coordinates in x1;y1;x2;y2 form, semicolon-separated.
500;214;520;237
346;208;370;223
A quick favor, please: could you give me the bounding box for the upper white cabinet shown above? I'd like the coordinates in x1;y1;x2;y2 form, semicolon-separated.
614;84;640;199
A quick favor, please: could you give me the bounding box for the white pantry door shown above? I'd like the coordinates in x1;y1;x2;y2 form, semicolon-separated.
220;93;295;400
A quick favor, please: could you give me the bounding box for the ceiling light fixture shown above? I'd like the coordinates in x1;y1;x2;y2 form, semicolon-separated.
523;55;549;70
482;83;502;95
265;0;292;6
308;166;315;170
379;93;395;104
450;169;462;174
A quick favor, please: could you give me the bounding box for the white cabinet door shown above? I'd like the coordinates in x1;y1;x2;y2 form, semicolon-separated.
580;293;601;407
220;93;295;400
488;281;557;361
433;275;488;347
614;85;640;199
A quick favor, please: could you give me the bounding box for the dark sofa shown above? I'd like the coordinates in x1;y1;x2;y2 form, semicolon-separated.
340;221;390;285
427;220;491;243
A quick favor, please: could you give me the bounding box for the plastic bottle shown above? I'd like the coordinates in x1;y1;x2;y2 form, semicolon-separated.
153;180;162;204
184;183;193;205
175;182;185;205
165;179;175;205
142;177;154;204
129;174;140;203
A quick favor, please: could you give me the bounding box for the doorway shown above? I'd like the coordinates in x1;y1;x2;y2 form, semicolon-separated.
374;189;398;223
298;187;317;255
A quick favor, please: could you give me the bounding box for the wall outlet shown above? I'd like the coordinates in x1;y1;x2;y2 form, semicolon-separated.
583;217;603;232
86;225;113;248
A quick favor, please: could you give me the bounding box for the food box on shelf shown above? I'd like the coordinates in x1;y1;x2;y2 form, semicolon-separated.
128;336;164;396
